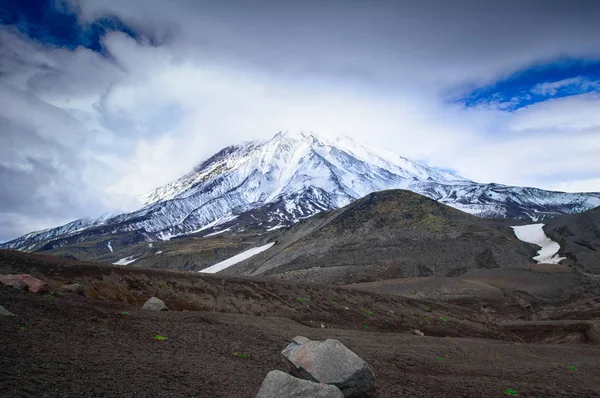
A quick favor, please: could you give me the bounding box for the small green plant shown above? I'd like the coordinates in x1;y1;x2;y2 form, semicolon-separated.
424;317;430;321
392;347;399;351
440;317;447;323
504;388;518;396
332;297;339;302
18;326;26;331
437;357;444;362
568;365;577;371
154;335;167;341
363;324;369;330
391;363;397;369
465;315;470;319
424;305;432;312
232;351;249;359
361;308;374;316
496;355;502;359
121;311;129;316
297;297;310;304
159;283;172;289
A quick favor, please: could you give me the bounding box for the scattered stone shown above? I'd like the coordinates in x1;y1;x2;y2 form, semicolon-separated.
413;329;424;336
255;370;344;398
142;297;168;311
584;322;599;344
0;305;16;316
59;283;84;295
1;278;28;290
281;336;376;397
0;274;48;293
320;323;326;329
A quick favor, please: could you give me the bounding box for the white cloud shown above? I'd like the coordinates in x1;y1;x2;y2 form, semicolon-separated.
531;77;600;96
2;0;600;240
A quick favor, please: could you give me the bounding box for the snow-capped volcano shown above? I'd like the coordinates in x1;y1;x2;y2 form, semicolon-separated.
2;131;600;252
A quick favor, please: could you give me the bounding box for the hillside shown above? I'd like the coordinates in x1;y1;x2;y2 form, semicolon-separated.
2;249;600;397
222;190;536;283
544;206;600;273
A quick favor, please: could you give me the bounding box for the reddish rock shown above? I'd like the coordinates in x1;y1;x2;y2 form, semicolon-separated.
0;274;49;293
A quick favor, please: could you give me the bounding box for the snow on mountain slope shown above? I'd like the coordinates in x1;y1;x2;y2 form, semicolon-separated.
2;131;600;253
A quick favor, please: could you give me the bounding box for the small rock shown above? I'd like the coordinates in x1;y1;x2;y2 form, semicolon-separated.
142;297;168;311
320;323;326;329
281;336;376;397
585;322;599;343
413;329;424;336
0;274;48;293
1;279;28;290
255;370;344;398
0;305;16;316
59;283;84;295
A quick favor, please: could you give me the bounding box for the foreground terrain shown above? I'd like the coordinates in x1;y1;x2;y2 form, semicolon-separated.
1;250;599;397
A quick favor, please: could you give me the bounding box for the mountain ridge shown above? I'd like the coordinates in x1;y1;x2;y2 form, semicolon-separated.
2;131;599;255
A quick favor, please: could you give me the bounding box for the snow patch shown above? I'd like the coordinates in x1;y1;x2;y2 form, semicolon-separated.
107;241;113;252
199;242;275;274
266;224;286;231
203;228;232;237
113;256;139;265
511;224;566;264
155;251;163;255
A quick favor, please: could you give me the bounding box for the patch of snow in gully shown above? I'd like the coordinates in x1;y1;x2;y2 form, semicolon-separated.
199;242;275;274
107;241;113;252
203;228;232;237
113;256;139;265
511;224;566;264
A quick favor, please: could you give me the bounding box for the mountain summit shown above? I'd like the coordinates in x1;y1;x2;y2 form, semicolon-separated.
2;131;599;253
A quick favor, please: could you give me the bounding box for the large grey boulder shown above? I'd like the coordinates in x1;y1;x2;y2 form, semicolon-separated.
141;297;168;311
256;370;344;398
281;336;375;397
0;305;16;316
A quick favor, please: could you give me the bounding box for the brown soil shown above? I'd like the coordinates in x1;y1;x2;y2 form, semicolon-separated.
1;250;600;397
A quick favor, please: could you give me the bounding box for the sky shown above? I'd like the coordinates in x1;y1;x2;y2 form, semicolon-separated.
1;0;600;242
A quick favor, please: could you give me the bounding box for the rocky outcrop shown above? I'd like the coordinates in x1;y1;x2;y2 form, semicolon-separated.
142;297;168;311
59;283;84;295
255;370;344;398
0;274;48;293
281;336;375;397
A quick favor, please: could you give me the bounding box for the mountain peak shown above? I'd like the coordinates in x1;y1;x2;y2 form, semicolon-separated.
2;131;599;253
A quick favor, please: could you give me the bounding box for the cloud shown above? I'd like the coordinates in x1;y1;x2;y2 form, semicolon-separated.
531;77;600;96
1;1;600;241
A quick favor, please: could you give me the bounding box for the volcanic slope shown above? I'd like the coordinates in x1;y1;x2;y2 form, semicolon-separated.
222;190;536;284
543;205;600;273
3;132;599;259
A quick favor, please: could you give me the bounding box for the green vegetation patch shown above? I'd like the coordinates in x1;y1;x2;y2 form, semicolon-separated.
231;351;249;359
154;335;168;341
361;308;374;316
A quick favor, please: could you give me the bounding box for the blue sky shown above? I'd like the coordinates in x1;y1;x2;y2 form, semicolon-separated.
1;0;599;241
458;58;600;110
1;0;138;52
